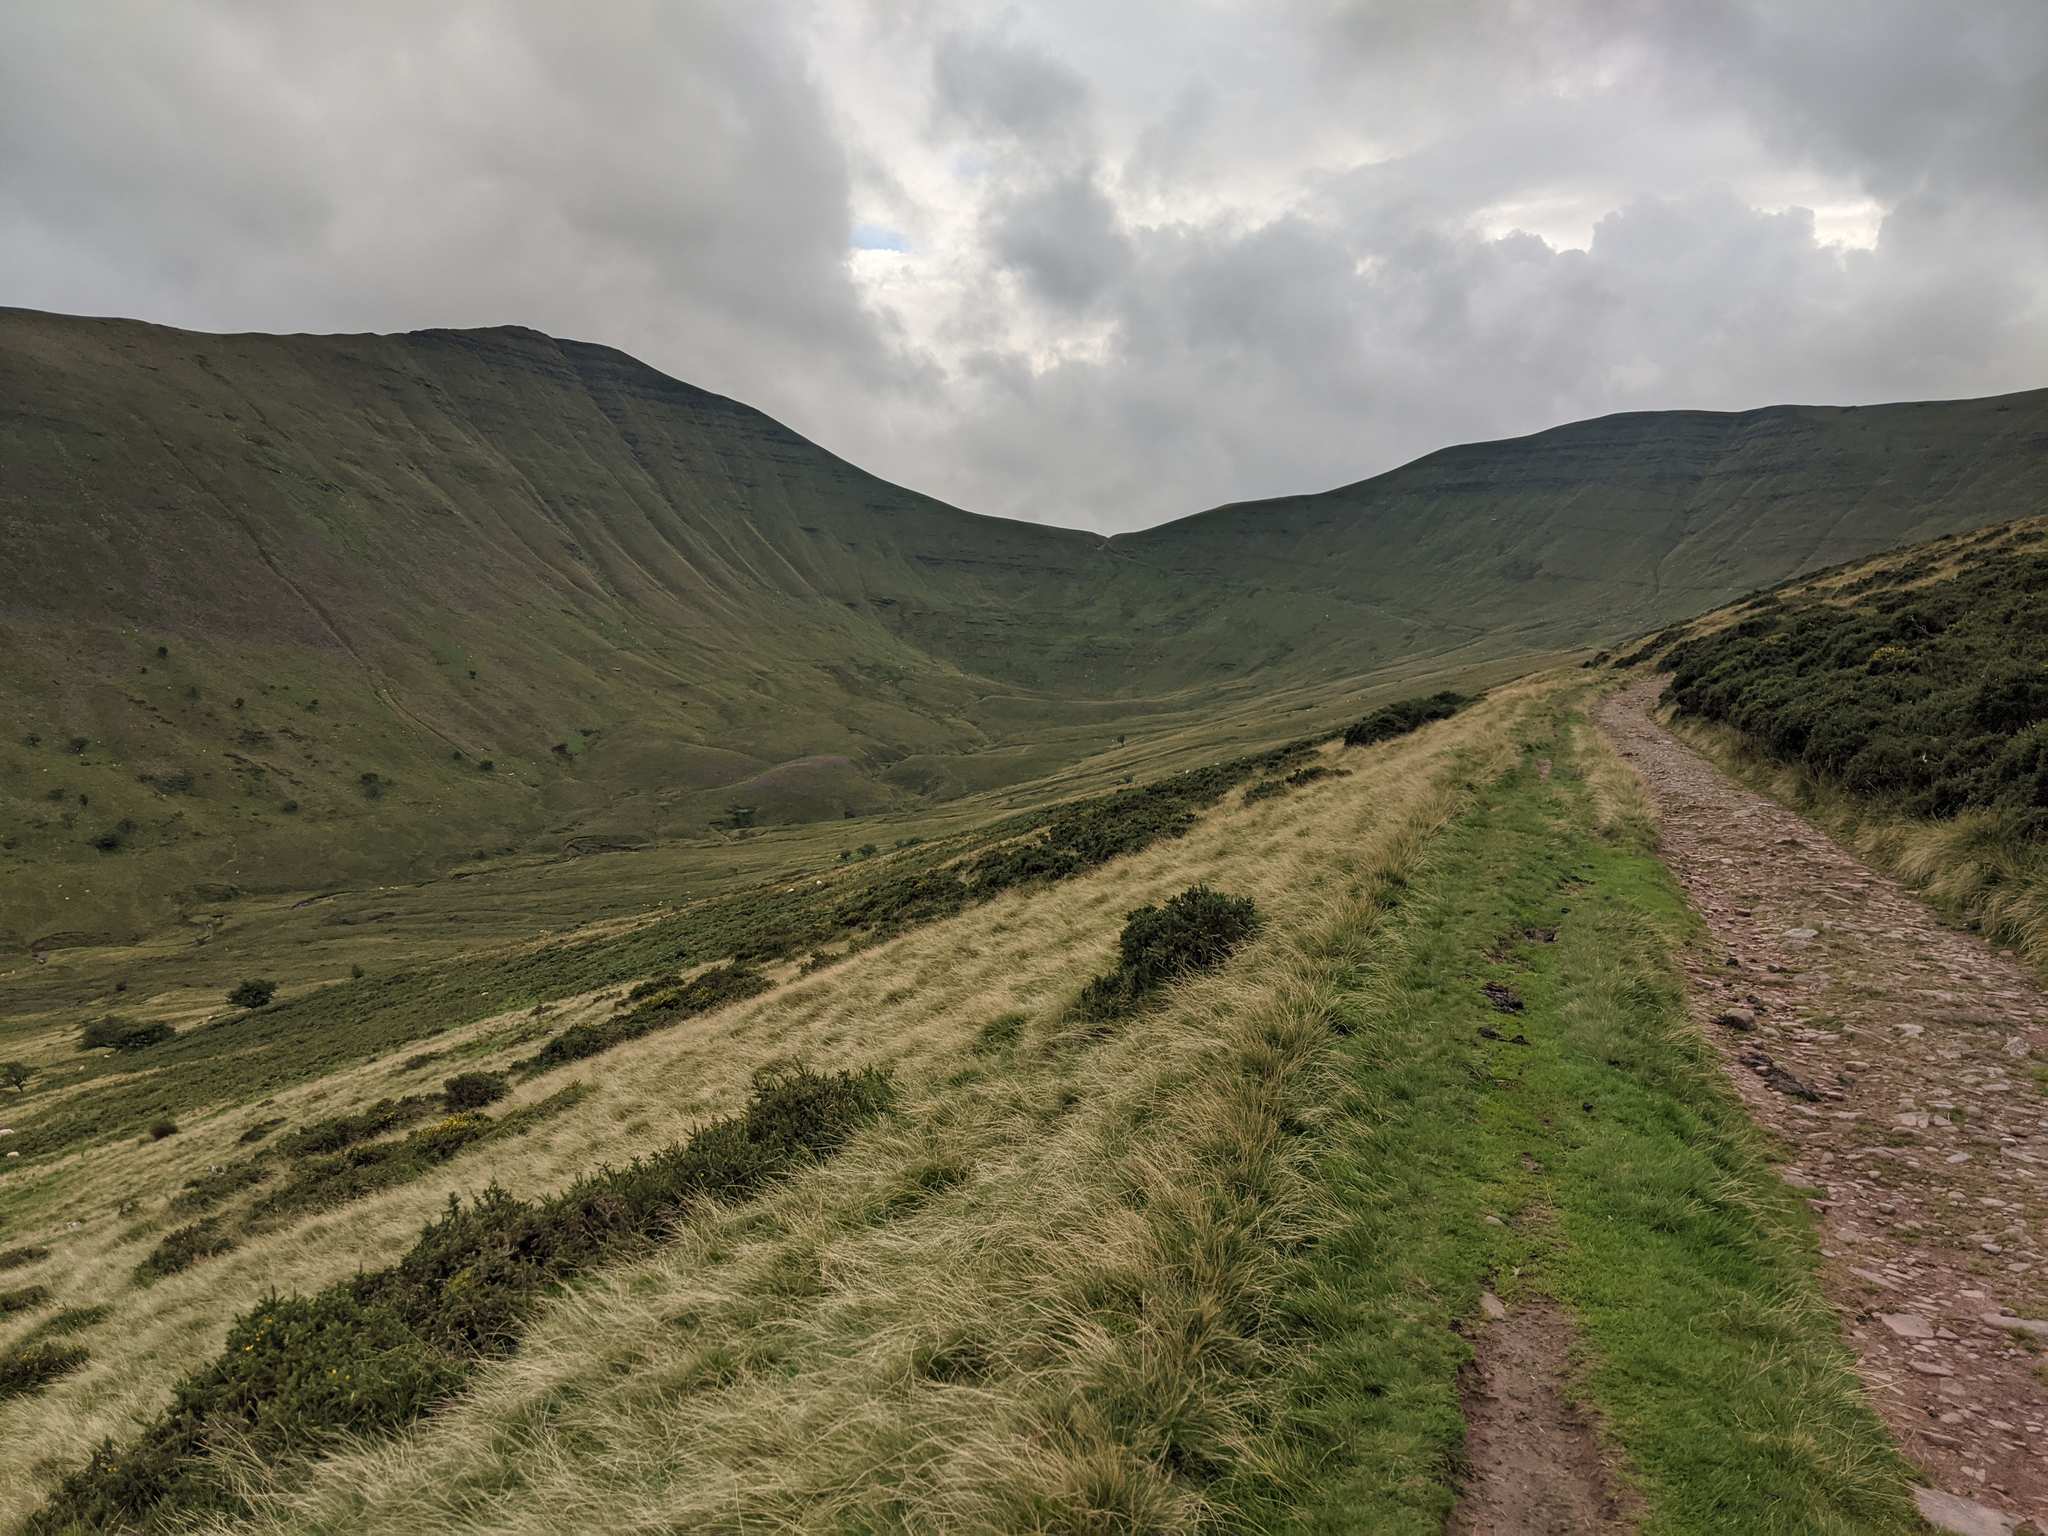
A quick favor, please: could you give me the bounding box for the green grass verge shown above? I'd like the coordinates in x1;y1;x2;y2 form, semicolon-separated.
1221;711;1918;1534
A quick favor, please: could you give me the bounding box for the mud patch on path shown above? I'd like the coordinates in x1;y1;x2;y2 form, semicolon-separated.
1449;1296;1640;1535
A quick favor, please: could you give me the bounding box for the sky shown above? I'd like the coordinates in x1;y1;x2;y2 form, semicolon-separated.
3;2;2045;533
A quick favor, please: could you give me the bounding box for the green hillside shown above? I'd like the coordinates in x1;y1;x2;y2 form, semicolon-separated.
4;306;2043;945
1122;393;2048;675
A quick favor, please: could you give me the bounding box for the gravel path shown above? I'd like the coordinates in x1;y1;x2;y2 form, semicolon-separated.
1597;682;2048;1534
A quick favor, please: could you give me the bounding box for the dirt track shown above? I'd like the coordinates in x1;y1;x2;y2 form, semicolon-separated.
1598;682;2048;1532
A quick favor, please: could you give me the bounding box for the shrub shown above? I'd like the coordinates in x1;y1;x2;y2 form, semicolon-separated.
78;1016;177;1053
0;1284;52;1315
148;1119;179;1141
276;1096;439;1159
252;1089;583;1224
237;1117;286;1145
135;1219;235;1283
1;1342;88;1403
1341;691;1470;747
36;1062;892;1531
0;1245;50;1272
1074;885;1261;1020
442;1071;509;1111
1664;542;2048;828
170;1159;272;1216
89;819;137;852
24;1305;111;1341
1242;764;1339;805
227;978;277;1009
521;964;771;1074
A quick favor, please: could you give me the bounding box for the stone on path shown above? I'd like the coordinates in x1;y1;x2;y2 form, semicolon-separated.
1981;1312;2048;1340
1915;1486;2030;1536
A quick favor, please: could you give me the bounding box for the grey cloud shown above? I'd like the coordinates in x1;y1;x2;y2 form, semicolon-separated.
930;28;1092;152
988;172;1130;310
0;2;919;444
1;0;2043;534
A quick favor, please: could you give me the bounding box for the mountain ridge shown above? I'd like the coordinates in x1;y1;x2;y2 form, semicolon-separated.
3;305;2043;941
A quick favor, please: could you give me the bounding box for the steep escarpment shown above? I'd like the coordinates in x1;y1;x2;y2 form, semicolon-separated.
2;305;2041;939
1120;392;2048;678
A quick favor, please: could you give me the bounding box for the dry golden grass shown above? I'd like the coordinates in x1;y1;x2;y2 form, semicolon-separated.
0;678;1545;1530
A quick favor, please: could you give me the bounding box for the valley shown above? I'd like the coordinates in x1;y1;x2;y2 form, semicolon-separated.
4;312;2047;1534
6;308;2046;948
0;677;1940;1533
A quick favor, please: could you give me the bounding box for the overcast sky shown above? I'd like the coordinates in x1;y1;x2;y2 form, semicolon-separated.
4;2;2045;532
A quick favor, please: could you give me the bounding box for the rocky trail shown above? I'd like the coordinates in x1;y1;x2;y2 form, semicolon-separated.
1598;682;2048;1536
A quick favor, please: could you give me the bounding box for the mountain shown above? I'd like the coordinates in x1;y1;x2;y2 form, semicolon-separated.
3;305;2044;942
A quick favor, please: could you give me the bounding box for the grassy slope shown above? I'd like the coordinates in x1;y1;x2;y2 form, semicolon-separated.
1122;391;2048;679
6;306;2044;944
0;680;1915;1532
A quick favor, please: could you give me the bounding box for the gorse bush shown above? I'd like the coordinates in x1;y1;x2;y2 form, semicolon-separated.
521;964;771;1074
24;1305;111;1342
0;1245;50;1272
251;1088;585;1225
169;1158;273;1216
1243;763;1341;804
227;978;278;1009
34;1061;893;1532
77;1016;176;1052
0;1283;52;1315
134;1219;236;1284
1664;538;2048;828
1;1342;88;1403
1341;691;1470;747
442;1070;509;1110
277;1095;440;1158
1074;884;1261;1021
838;738;1320;938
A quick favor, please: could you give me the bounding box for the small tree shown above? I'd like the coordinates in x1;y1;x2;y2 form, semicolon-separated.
227;978;277;1009
1;1061;32;1094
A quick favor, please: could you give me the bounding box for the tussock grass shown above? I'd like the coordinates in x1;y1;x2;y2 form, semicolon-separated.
7;680;1899;1531
33;1065;895;1532
90;685;1518;1535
